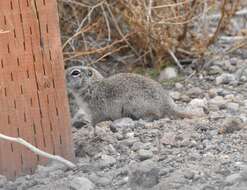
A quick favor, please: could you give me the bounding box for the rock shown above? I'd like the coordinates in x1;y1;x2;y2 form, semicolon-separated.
183;170;195;180
224;61;236;72
70;177;95;190
209;96;227;109
99;154;116;169
208;65;223;75
208;88;218;98
0;175;7;188
180;94;191;102
175;82;183;89
36;161;65;177
138;149;153;161
129;160;160;189
169;91;181;100
219;117;243;134
224;94;236;101
158;66;178;81
189;98;207;109
186;87;203;98
161;132;176;146
224;173;241;186
226;102;239;112
110;117;135;133
132;142;144;152
216;73;236;85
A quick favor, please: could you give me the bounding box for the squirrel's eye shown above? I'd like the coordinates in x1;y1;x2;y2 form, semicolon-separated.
87;70;93;77
70;69;81;77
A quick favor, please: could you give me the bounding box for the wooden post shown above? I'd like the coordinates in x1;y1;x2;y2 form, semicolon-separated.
0;0;74;178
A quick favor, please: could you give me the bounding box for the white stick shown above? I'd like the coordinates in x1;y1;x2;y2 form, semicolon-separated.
0;133;76;169
168;49;183;70
209;9;247;19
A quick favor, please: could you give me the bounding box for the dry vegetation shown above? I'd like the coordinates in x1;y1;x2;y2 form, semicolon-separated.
58;0;246;70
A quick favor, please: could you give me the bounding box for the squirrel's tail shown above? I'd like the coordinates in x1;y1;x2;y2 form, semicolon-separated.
164;94;204;119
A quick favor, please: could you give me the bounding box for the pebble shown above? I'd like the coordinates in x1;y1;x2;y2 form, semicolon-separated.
218;117;243;134
186;87;203;98
70;177;95;190
158;66;178;81
189;98;207;109
226;102;239;112
99;154;116;169
110;118;135;133
129;160;160;189
161;132;177;146
209;96;227;109
138;149;153;161
208;88;218;98
180;94;191;102
0;176;7;188
169;91;181;100
208;65;223;75
224;173;241;186
183;170;195;180
216;73;236;85
175;82;183;89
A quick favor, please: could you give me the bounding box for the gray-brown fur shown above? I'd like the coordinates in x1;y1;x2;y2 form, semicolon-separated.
66;66;195;127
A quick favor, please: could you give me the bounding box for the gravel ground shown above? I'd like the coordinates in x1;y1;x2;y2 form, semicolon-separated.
1;52;247;190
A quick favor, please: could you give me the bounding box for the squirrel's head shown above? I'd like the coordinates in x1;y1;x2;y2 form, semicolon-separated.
66;66;103;92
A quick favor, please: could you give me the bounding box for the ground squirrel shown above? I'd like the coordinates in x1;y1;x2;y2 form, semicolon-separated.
66;66;199;130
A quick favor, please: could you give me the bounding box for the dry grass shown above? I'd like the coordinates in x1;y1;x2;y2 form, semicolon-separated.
58;0;243;69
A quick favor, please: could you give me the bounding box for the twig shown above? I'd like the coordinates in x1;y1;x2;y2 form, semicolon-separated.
168;49;183;70
209;8;247;19
62;20;99;49
152;0;196;9
90;44;128;65
101;3;111;42
0;133;76;169
219;36;247;42
105;2;139;56
58;0;90;8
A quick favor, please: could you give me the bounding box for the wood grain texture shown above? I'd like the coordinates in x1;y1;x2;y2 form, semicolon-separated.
0;0;74;178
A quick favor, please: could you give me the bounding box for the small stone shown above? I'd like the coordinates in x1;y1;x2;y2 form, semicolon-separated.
161;132;176;146
186;87;203;98
202;185;216;190
175;82;183;89
226;102;239;112
224;94;236;101
70;177;95;190
110;118;135;133
183;170;195;180
224;173;241;185
208;65;223;75
219;117;243;134
216;73;236;85
209;96;227;109
138;149;153;161
129;160;160;189
169;91;181;100
208;88;218;98
240;76;247;82
132;142;144;152
189;98;207;109
99;154;116;169
0;175;7;188
180;95;191;102
158;66;177;81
